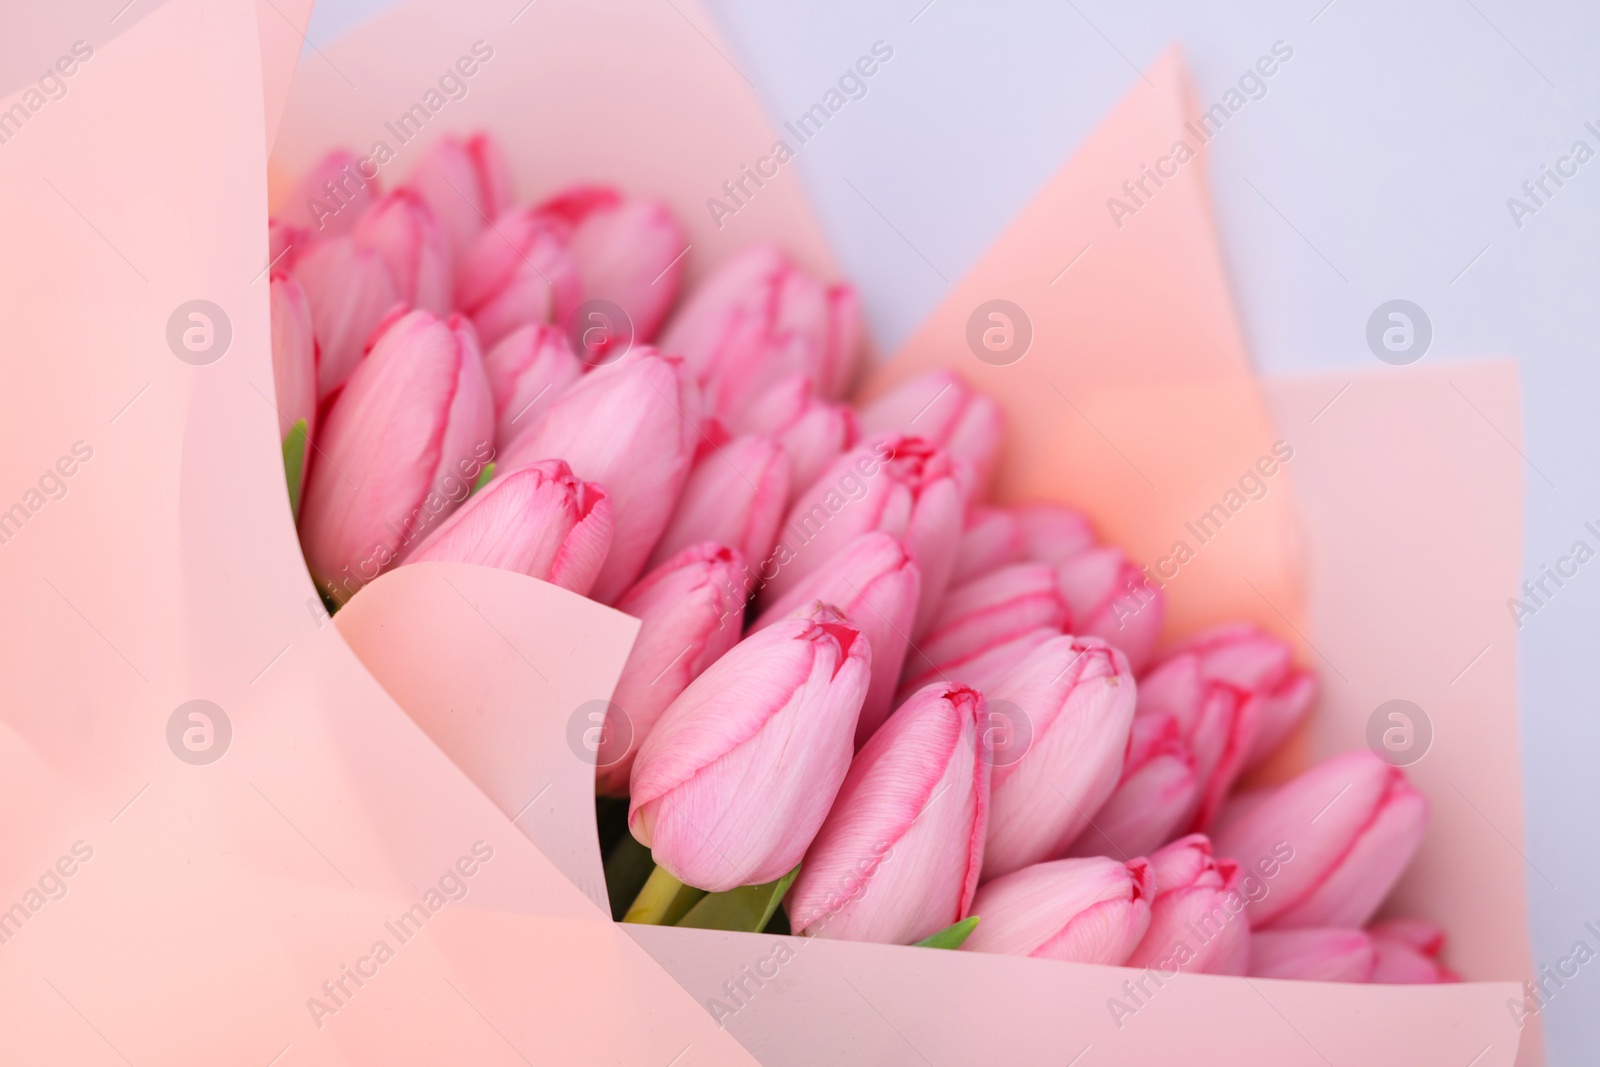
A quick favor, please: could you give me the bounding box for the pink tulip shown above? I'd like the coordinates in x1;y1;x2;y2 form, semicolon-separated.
962;856;1153;964
1067;710;1198;860
629;602;871;891
401;132;515;260
1249;928;1375;982
281;148;381;235
350;190;453;314
1056;546;1164;673
1166;623;1318;770
982;636;1137;880
268;218;309;273
1014;503;1095;565
729;374;858;503
406;458;611;595
759;435;962;637
1368;919;1459;983
1137;625;1317;832
753;533;921;746
456;206;582;349
1211;751;1428;929
858;372;1003;501
500;348;698;601
900;563;1068;693
658;245;861;415
269;274;317;441
1125;835;1250;975
291;236;401;398
787;683;990;944
649;434;789;574
596;543;749;795
537;185;688;344
299;310;493;605
951;506;1025;585
482;323;582;454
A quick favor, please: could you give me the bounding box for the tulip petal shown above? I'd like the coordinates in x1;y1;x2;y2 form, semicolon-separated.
1250;928;1376;982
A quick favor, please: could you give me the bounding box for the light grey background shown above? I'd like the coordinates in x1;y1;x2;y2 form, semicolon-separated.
308;0;1600;1060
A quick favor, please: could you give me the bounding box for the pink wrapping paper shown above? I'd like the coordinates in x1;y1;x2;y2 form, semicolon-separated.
0;0;1538;1063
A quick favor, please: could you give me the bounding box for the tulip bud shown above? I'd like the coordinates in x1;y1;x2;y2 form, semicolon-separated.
1067;710;1198;860
760;435;962;637
1014;503;1095;565
1125;835;1250;975
1249;928;1376;982
1170;623;1318;770
754;533;921;746
537;185;688;343
1056;546;1164;673
401;131;515;260
649;434;789;573
951;506;1025;585
786;683;990;944
299;310;493;605
482;323;582;454
456;207;582;349
1138;624;1317;831
351;190;454;314
659;245;861;415
282;148;380;235
629;602;871;891
900;563;1069;693
1367;919;1459;983
406;458;611;595
730;374;858;503
596;543;749;795
291;236;402;398
1211;751;1428;929
501;348;699;602
962;856;1153;964
269;273;317;441
982;637;1136;879
859;372;1003;502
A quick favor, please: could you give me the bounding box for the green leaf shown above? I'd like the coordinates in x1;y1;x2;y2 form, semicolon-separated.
912;916;979;950
676;866;799;932
470;461;496;496
282;420;309;519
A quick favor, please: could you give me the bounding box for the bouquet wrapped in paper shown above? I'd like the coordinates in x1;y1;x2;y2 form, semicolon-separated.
0;0;1538;1063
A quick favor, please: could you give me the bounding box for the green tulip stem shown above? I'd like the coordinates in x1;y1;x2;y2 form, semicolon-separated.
622;864;704;925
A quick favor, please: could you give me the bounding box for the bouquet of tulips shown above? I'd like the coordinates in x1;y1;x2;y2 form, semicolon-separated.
273;130;1454;987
